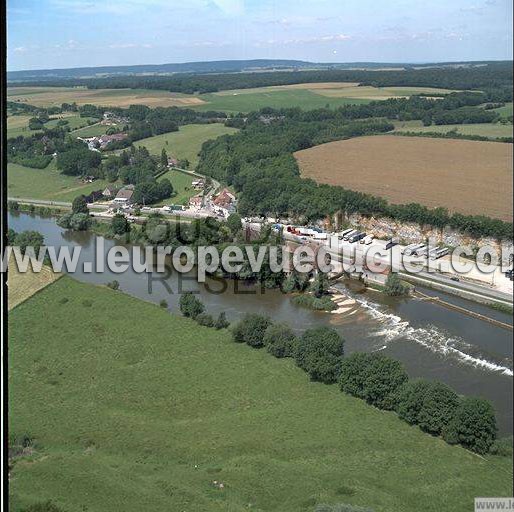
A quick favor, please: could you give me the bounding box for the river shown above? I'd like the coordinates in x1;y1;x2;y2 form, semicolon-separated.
9;212;514;434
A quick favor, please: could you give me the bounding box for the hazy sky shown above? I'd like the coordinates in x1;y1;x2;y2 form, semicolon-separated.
7;0;514;71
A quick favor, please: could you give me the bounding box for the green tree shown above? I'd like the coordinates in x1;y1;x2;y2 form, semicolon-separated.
160;148;168;167
179;292;205;320
196;313;215;327
12;230;44;254
57;213;91;231
231;313;271;348
72;195;89;215
111;214;130;235
384;273;409;296
442;397;497;454
214;312;230;330
263;323;298;358
340;353;408;409
309;271;330;298
295;326;344;383
226;213;243;236
416;381;460;435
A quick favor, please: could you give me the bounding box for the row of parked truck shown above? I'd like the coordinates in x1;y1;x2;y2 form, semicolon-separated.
402;243;449;260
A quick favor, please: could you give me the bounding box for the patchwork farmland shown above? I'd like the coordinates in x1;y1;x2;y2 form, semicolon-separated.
295;135;513;222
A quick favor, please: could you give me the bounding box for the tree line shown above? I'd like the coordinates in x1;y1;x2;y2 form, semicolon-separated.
197;106;512;240
175;299;502;456
10;61;512;97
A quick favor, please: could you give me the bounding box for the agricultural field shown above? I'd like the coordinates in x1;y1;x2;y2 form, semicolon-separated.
7;160;115;202
394;120;513;139
7;262;61;310
6;113;98;138
295;135;513;222
153;169;196;206
8;276;512;512
135;123;238;167
7;86;206;108
8;83;458;114
491;102;513;119
70;122;116;138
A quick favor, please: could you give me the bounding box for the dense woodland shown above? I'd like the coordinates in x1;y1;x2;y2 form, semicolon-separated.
10;62;513;97
197;94;513;239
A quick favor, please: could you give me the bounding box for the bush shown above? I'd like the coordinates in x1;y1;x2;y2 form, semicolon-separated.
442;397;498;454
295;326;344;383
106;280;120;290
159;299;168;308
214;312;230;330
395;380;460;435
57;213;91;231
292;294;336;311
384;273;409;296
196;313;215;327
416;382;460;435
179;292;205;320
71;195;89;214
231;313;272;347
489;436;513;457
111;213;131;235
340;353;408;409
263;323;298;358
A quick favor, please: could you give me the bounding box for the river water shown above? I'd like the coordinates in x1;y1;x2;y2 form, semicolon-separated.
9;212;514;433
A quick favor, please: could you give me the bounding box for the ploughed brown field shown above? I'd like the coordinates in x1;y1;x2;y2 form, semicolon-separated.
295;135;513;222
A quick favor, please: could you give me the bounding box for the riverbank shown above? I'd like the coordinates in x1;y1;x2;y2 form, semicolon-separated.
8;276;513;511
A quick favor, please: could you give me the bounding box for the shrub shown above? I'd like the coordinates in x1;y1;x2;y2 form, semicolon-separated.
196;313;215;327
416;382;461;435
292;294;336;311
214;312;230;330
263;323;298;358
159;299;168;308
179;292;205;319
442;397;498;454
57;213;91;231
339;352;374;400
384;273;409;296
231;313;272;347
111;214;131;235
295;327;344;383
71;195;89;215
340;353;408;409
489;436;513;457
106;280;120;290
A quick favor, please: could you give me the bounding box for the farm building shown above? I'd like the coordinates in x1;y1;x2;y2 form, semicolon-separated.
113;185;135;205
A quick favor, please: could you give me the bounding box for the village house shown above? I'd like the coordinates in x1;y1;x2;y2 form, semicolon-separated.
188;195;203;210
102;185;121;199
167;156;179;168
113;185;135;205
212;188;237;217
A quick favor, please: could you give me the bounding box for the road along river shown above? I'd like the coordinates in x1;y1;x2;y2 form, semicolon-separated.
8;212;514;434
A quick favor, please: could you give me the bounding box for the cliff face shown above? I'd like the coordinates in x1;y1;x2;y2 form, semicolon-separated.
338;213;513;257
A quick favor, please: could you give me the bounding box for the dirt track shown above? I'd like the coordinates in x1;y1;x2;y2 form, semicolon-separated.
295;135;513;222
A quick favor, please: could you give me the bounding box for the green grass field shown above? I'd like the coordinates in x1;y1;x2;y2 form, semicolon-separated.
135;123;238;167
394;120;513;139
7;160;114;202
153;169;196;206
8;277;512;512
193;89;371;113
491;102;513;119
70;122;113;138
7;114;98;138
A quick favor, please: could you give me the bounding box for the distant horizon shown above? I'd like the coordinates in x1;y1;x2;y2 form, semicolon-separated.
7;0;512;72
7;57;513;75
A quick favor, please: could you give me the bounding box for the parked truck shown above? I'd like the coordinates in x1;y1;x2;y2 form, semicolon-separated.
360;234;374;245
349;232;366;243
